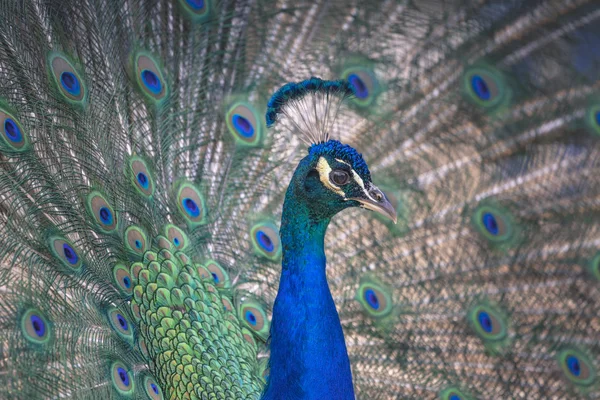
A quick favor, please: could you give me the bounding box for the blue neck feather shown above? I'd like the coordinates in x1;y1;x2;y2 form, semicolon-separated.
262;178;355;399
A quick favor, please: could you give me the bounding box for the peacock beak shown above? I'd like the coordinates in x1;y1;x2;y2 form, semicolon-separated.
348;184;397;224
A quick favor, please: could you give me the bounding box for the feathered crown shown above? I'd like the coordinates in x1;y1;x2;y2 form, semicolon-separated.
266;77;356;145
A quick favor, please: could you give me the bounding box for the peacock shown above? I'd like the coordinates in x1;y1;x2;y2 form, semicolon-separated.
1;0;600;399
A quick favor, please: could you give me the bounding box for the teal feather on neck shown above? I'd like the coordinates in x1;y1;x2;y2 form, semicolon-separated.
263;150;353;399
263;140;396;399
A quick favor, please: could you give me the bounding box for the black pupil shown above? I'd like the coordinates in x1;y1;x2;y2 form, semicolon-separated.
185;198;197;211
5;120;16;137
331;170;349;185
261;233;272;248
63;72;75;89
143;70;158;87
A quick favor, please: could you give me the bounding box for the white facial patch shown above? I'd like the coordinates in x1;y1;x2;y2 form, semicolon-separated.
317;156;372;201
316;157;345;196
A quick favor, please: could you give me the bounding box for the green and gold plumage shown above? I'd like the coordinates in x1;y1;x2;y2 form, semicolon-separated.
0;0;599;399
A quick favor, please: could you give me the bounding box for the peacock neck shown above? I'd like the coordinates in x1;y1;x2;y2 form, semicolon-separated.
262;189;355;399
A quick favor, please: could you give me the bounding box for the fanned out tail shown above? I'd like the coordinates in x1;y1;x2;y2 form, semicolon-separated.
0;1;599;399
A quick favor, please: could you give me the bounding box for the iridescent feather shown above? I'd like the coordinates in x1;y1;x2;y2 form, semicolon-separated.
0;1;599;399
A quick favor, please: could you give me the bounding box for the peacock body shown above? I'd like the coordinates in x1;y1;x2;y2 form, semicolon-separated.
1;0;600;399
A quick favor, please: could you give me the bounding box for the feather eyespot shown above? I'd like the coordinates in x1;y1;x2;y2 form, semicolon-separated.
356;277;393;318
462;64;510;111
21;309;51;345
250;222;281;261
111;361;134;395
466;71;499;103
124;225;148;255
164;224;189;250
127;157;154;197
113;263;134;296
558;348;596;387
468;303;507;343
144;375;163;399
48;53;86;105
205;260;230;288
50;237;83;271
472;202;518;247
238;299;269;341
0;108;29;151
342;66;380;107
87;192;118;232
133;52;168;104
108;307;134;342
176;182;206;226
225;101;263;146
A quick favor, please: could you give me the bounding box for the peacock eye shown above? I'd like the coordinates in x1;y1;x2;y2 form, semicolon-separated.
329;169;350;186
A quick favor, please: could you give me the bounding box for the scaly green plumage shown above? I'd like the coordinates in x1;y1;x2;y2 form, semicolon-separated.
0;1;599;399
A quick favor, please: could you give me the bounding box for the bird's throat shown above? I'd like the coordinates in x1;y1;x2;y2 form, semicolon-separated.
261;191;355;399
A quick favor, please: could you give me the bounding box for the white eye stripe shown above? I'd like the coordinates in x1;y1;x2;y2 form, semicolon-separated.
350;170;365;190
317;157;370;201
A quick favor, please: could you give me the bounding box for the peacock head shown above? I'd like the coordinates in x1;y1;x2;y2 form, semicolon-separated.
289;139;397;223
267;77;396;223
